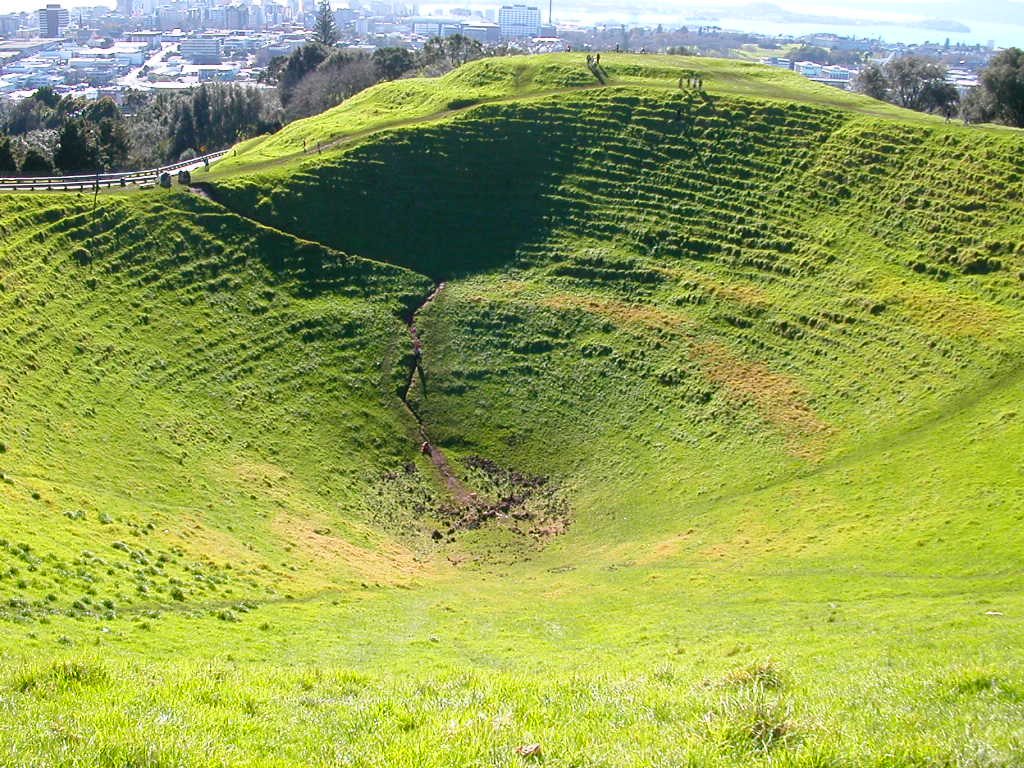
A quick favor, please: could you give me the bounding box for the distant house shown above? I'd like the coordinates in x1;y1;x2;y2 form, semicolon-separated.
461;21;500;43
195;63;238;81
946;68;979;95
791;60;824;78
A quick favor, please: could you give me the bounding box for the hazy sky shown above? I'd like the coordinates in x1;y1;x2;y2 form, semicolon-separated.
0;0;970;12
0;0;1021;30
0;0;114;14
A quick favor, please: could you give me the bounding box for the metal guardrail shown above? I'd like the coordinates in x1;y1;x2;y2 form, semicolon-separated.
0;149;229;192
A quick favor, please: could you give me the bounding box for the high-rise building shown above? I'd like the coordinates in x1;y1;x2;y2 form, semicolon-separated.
117;0;134;16
0;14;23;35
225;4;249;29
498;4;539;38
36;3;69;37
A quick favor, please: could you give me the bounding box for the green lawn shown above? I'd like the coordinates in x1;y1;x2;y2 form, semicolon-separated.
1;54;1023;766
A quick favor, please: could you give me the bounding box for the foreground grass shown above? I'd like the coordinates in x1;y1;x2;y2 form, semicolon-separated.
3;294;1023;765
2;578;1022;766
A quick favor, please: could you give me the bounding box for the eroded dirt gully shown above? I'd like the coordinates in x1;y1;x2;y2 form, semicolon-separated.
398;284;571;541
185;184;568;537
400;282;479;507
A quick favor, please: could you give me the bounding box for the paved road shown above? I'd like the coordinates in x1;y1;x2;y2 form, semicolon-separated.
0;149;228;192
115;42;177;91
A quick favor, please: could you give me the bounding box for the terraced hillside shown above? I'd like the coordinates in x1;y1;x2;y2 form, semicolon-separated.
0;193;436;613
2;54;1024;767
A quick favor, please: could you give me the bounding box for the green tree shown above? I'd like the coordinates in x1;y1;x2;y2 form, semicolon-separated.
855;56;958;115
787;44;829;64
54;120;98;174
285;51;377;121
31;86;60;109
192;85;211;146
121;90;152;115
445;34;483;67
83;97;120;123
171;103;196;159
0;137;17;175
269;44;329;106
854;63;888;100
372;47;415;81
978;47;1024;127
52;95;85;127
420;36;448;69
885;56;950;112
312;0;338;47
959;86;995;124
827;48;865;67
20;148;52;175
5;98;52;134
420;34;483;72
97;117;130;170
920;79;960;116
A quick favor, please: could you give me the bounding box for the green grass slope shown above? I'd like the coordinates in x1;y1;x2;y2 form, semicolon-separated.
0;191;435;619
2;54;1024;767
212;54;937;176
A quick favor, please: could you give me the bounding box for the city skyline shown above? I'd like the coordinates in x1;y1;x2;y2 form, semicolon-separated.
0;0;1015;19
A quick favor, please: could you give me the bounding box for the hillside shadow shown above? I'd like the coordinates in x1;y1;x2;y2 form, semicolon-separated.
208;99;609;281
170;188;430;312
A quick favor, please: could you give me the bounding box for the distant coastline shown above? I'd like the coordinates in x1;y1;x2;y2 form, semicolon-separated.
684;4;970;34
434;0;1024;46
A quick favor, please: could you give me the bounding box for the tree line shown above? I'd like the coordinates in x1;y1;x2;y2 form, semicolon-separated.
0;83;278;175
854;48;1024;126
261;35;484;123
0;31;486;176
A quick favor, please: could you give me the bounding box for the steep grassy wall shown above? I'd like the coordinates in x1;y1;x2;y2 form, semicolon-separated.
211;89;1024;485
0;191;431;620
214;54;930;175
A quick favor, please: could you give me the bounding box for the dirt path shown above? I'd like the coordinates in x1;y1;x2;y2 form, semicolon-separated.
400;282;479;508
402;281;445;404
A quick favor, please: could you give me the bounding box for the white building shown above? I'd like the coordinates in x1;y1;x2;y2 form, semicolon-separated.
947;68;979;95
498;4;539;39
409;15;461;36
792;60;856;90
180;36;221;63
461;20;499;42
